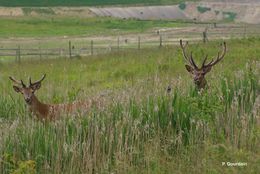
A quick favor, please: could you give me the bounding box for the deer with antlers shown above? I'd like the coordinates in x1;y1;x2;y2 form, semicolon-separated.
9;74;103;121
180;40;227;90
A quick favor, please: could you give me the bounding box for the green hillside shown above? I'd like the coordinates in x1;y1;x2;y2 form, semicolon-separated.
0;0;194;7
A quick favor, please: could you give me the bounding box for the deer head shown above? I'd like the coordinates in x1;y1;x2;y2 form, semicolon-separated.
180;40;226;89
9;74;46;105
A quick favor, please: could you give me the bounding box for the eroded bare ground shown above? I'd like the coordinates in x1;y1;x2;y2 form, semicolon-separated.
0;7;95;17
1;2;260;23
1;1;260;23
89;1;260;24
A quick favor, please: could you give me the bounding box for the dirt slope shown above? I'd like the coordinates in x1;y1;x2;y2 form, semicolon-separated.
185;2;260;24
90;1;260;24
0;7;23;16
0;7;95;17
0;1;260;24
90;5;186;20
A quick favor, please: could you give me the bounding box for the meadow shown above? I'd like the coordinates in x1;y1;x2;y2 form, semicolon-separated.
0;17;189;37
0;38;259;173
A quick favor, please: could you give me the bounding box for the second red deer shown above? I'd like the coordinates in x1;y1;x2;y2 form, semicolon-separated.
180;40;227;89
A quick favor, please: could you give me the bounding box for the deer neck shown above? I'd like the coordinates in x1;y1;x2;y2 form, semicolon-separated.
28;94;49;119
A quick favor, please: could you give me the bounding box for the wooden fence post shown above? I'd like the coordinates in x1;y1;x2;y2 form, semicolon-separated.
17;46;21;63
138;36;141;50
91;40;93;55
15;48;18;62
243;25;247;38
202;27;208;43
159;35;162;47
39;46;42;59
69;41;72;58
117;37;120;51
59;48;62;57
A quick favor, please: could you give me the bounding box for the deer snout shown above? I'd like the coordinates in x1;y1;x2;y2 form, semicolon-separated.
194;77;201;83
25;97;32;104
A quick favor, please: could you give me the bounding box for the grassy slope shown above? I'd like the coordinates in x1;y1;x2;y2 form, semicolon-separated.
0;17;188;37
0;38;259;173
0;0;196;7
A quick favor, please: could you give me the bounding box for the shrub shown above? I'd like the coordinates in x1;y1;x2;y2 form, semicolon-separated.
197;6;211;13
223;11;237;21
22;8;55;15
178;2;186;10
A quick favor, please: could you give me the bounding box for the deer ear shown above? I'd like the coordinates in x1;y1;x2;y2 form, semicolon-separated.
185;65;194;74
30;83;41;91
13;86;21;93
203;66;212;74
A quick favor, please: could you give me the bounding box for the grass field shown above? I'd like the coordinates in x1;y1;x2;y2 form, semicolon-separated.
0;17;189;37
0;0;197;7
0;38;259;173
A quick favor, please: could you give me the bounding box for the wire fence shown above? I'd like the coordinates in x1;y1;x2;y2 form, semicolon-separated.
0;23;260;62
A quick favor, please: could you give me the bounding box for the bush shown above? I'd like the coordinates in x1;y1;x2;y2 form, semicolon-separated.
178;2;186;10
22;8;55;15
223;11;237;21
197;6;211;13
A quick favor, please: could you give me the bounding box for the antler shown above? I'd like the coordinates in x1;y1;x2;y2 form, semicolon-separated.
29;74;46;86
203;42;226;68
9;76;26;87
180;40;199;70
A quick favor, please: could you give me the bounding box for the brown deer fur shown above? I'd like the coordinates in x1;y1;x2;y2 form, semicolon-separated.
10;75;103;121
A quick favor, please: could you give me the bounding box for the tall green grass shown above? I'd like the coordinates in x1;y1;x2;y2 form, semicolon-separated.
0;38;259;173
0;68;259;173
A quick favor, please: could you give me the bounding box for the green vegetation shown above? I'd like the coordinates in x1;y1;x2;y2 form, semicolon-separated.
0;0;197;7
197;6;211;13
22;8;55;15
0;38;259;173
223;11;237;22
0;17;188;37
178;2;186;10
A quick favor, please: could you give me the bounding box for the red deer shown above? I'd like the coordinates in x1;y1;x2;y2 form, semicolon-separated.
180;40;227;89
9;74;102;121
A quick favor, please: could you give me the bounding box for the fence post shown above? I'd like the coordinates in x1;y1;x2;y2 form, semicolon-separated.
15;48;18;62
69;41;72;58
138;36;141;50
159;35;162;47
90;40;93;55
202;27;208;43
39;46;42;59
243;25;247;38
17;45;21;63
59;48;62;58
117;37;120;51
